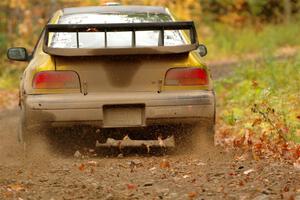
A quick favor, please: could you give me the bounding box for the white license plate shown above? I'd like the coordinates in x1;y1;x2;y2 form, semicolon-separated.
103;106;144;127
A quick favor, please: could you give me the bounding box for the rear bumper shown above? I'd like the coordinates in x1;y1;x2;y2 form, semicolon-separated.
23;90;215;128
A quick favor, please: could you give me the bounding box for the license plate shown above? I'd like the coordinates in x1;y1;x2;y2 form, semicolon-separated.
103;105;144;127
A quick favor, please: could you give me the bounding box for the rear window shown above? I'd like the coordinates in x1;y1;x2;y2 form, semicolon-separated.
50;13;185;48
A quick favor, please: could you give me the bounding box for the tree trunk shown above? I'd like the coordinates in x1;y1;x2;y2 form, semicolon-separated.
284;0;292;23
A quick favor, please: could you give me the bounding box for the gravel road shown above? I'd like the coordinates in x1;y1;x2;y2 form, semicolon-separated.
0;109;300;200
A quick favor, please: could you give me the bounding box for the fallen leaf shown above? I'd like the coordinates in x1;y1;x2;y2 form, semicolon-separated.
79;163;85;171
188;192;197;199
283;185;290;192
160;159;170;169
281;192;296;200
3;191;13;198
8;183;25;192
127;183;137;190
239;180;245;186
252;118;262;127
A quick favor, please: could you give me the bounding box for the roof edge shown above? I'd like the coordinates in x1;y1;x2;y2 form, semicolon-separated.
62;5;167;15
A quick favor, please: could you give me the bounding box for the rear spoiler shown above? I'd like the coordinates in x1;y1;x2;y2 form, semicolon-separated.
43;21;199;56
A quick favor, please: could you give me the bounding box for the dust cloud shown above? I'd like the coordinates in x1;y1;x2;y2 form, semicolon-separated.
0;109;54;167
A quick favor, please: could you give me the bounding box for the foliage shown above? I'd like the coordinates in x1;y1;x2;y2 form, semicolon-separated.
216;54;300;145
200;0;300;25
0;33;7;54
203;21;300;59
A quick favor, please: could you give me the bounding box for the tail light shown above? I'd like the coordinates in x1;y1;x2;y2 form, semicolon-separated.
164;68;208;86
32;71;80;89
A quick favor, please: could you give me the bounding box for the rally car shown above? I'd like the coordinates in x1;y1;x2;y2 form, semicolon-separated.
7;5;215;150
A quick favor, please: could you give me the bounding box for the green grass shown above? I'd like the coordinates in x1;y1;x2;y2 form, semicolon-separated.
203;21;300;59
0;65;22;89
0;33;24;89
215;54;300;143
